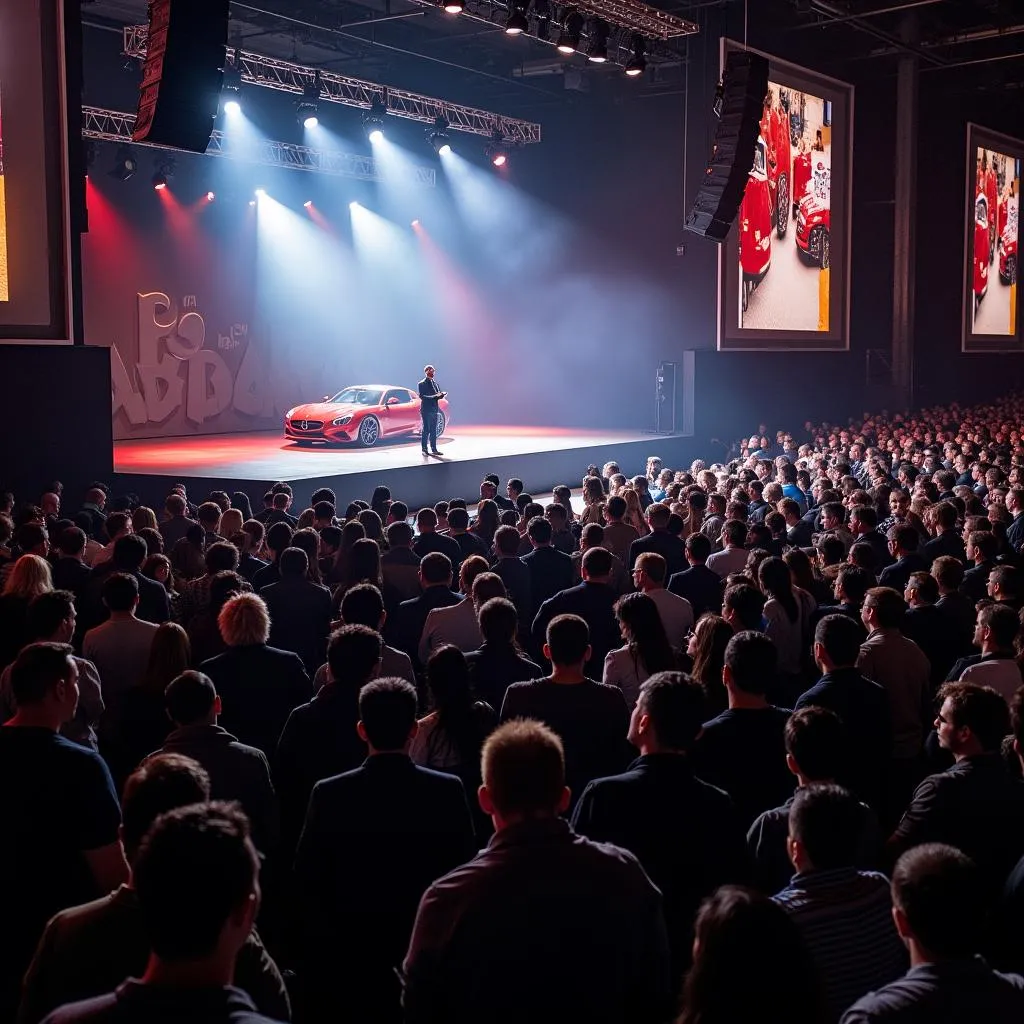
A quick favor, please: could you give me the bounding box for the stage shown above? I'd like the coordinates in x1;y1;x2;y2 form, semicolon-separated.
113;425;696;509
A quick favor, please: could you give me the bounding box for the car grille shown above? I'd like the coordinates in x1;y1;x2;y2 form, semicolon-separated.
290;419;324;431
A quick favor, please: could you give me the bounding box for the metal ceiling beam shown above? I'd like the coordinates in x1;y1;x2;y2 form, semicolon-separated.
82;105;437;186
807;0;948;65
791;0;943;29
123;24;543;144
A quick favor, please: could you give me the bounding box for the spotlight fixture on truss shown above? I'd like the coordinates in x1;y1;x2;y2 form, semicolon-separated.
222;51;243;114
363;95;387;142
586;18;610;62
624;32;646;75
427;115;452;155
151;157;175;190
533;0;552;40
485;129;508;167
505;0;529;34
109;145;137;180
557;9;584;53
442;0;465;13
297;71;322;128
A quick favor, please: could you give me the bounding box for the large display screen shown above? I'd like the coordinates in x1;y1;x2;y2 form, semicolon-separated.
0;0;72;341
963;124;1020;351
718;43;852;351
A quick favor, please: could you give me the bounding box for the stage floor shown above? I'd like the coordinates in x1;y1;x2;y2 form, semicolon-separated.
113;425;655;480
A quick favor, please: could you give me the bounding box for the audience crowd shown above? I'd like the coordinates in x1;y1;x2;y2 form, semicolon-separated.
7;394;1024;1021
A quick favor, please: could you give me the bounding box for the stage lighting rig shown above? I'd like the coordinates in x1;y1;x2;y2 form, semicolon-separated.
297;72;322;128
624;33;646;76
533;0;552;39
586;18;610;61
556;9;584;52
151;157;175;191
427;116;452;155
485;130;509;167
363;96;387;142
505;0;529;34
222;50;243;114
442;0;465;13
109;146;138;180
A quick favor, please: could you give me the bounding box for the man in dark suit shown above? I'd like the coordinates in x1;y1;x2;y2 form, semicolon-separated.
1006;487;1024;555
82;535;170;631
199;593;311;759
667;534;723;621
522;517;575;613
294;676;474;1023
903;570;957;684
531;546;620;673
51;527;92;601
849;505;893;571
887;680;1024;885
878;524;929;594
78;487;108;541
922;502;966;566
260;547;332;675
572;672;746;980
809;564;872;632
628;503;686;577
157;493;196;551
412;507;462;569
465;597;542;714
962;530;998;605
384;552;461;668
418;364;446;456
491;526;534;642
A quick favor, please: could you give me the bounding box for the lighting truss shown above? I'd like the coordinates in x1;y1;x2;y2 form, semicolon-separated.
82;106;437;187
573;0;697;39
123;25;542;146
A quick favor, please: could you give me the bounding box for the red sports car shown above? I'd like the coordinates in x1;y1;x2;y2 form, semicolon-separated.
284;384;450;447
972;194;990;310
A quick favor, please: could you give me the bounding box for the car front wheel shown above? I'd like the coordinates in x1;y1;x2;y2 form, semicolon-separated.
358;416;380;447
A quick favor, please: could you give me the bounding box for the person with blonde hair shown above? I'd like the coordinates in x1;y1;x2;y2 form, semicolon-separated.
199;593;311;757
130;506;158;533
219;507;244;540
0;554;54;668
621;488;650;537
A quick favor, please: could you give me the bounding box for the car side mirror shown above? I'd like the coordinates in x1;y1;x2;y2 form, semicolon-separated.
321;395;330;402
387;396;401;406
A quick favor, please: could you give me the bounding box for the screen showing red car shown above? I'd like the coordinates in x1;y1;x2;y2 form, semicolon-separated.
969;144;1018;338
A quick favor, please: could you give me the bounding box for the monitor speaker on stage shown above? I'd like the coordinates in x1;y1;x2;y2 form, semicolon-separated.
133;0;230;154
684;50;770;243
655;361;677;434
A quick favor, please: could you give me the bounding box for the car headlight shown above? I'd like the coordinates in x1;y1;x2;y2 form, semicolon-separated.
286;409;297;419
333;416;352;426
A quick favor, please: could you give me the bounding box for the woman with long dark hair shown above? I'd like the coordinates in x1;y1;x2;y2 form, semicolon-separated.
358;509;388;551
471;499;499;550
231;490;254;521
291;527;325;587
677;886;824;1024
759;556;815;701
370;485;392;523
603;592;678;708
685;614;732;716
331;537;383;615
328;519;366;588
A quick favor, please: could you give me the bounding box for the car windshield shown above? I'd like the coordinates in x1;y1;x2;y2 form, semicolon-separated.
329;388;383;406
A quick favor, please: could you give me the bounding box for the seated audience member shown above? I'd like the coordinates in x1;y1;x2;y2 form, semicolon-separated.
464;597;541;712
989;564;1024;612
878;525;928;594
721;582;767;633
572;522;629;593
628;502;686;578
0;555;53;670
260;547;331;675
796;614;891;808
403;718;673;1024
446;507;489;562
707;520;750;578
157;493;196;551
922;501;966;566
903;571;957;684
294;677;475;1023
887;681;1024;884
251;522;293;592
544;502;577;556
381;521;424;608
603;592;678;708
384;552;461;670
691;631;794;826
0;590;103;749
840;844;1024;1024
502;613;630;806
956;603;1023;699
89;511;132;569
51;527;92;602
931;554;976;654
773;785;906;1021
961;529;998;605
685;614;733;716
676;886;823;1024
40;802;283;1024
314;583;414;687
812;564;872;630
572;672;747;978
87;533;171;630
600;494;640;563
522;515;575;611
418;556;493;663
748;707;883;894
996;687;1024;972
531;546;621;672
412;507;463;569
0;643;128;1021
667;533;723;621
19;755;288;1024
160;672;277;856
200;593;311;759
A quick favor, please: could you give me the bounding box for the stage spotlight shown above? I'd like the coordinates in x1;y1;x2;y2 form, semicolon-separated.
304;200;313;208
222;52;243;114
443;0;464;13
254;187;266;197
109;146;137;181
363;96;387;142
249;199;256;206
625;33;646;76
586;18;610;62
297;71;322;128
207;191;216;201
350;200;359;209
505;1;528;34
151;158;175;191
485;130;508;167
411;219;420;227
556;9;583;52
427;115;451;156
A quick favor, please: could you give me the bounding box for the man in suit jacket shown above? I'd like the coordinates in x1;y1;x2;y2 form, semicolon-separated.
628;503;686;577
572;672;746;980
962;530;998;605
381;521;423;613
82;535;170;631
157;493;197;551
51;528;93;604
667;534;723;622
199;593;311;759
294;677;474;1023
465;597;542;714
260;547;332;675
417;364;446;455
522;517;575;613
878;524;929;593
384;552;461;668
491;526;534;643
922;502;966;566
1006;487;1024;555
849;505;894;571
601;495;640;564
412;507;462;570
531;547;621;673
419;561;505;666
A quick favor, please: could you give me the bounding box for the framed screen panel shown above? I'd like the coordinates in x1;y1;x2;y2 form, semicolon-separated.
962;123;1021;353
0;0;73;343
717;41;853;352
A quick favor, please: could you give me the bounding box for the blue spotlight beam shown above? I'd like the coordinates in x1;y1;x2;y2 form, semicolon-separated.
123;25;542;146
82;106;436;186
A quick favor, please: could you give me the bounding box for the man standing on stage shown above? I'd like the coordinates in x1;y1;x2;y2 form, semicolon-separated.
418;364;446;457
